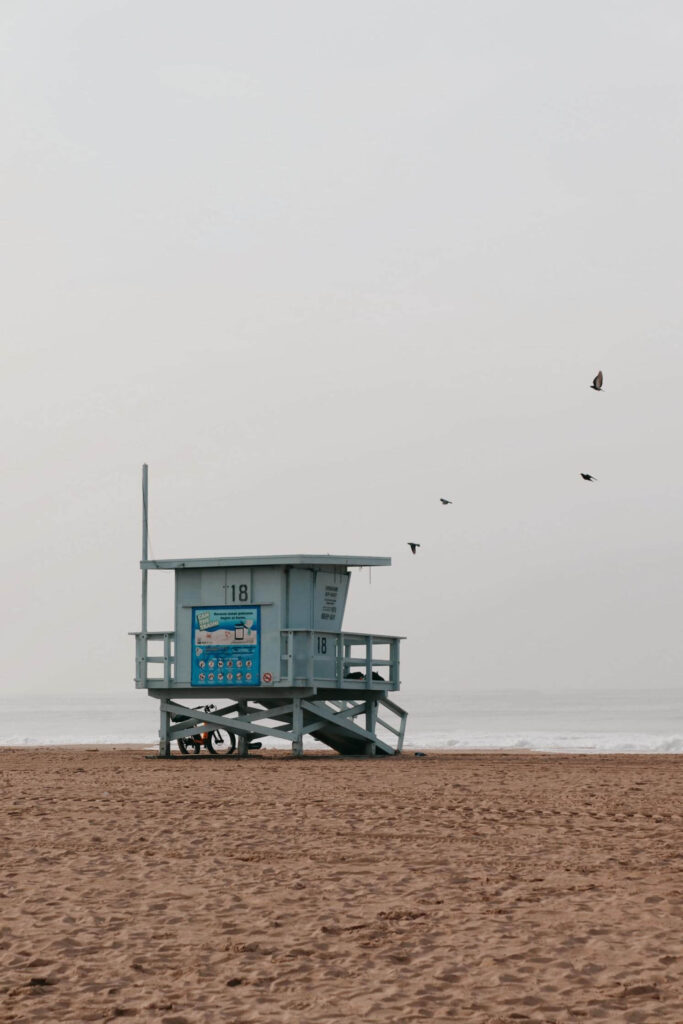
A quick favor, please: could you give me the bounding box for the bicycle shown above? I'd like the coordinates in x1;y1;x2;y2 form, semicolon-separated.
171;704;237;756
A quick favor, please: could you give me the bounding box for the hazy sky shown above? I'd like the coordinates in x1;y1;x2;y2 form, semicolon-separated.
3;0;683;700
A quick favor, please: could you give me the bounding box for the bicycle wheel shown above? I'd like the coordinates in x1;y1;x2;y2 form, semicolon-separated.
177;735;201;755
205;728;236;756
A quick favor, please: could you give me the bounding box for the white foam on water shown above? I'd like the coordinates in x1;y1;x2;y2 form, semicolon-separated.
2;733;159;747
406;731;683;754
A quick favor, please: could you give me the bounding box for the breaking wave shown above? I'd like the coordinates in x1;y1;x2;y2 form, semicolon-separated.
406;732;683;754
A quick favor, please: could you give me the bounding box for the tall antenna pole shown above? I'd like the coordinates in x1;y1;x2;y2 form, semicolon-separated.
141;463;149;635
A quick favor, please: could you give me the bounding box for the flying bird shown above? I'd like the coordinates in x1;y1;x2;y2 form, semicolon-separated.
590;371;603;391
439;498;453;505
408;542;421;554
580;473;597;482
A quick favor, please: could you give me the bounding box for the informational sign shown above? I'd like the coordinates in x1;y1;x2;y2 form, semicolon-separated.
191;606;260;686
314;572;349;631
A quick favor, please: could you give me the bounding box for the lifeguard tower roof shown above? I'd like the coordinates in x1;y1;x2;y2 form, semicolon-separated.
141;553;391;570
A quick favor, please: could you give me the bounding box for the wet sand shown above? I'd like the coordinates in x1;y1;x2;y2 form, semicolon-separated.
1;747;682;1023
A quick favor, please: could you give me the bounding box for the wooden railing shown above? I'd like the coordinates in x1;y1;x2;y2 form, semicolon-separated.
134;632;175;685
134;629;401;690
280;630;401;689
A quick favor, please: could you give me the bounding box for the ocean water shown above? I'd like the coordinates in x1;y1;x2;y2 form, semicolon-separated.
1;687;682;753
401;687;683;754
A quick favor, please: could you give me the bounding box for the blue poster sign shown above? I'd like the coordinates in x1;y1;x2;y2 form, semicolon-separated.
191;606;260;686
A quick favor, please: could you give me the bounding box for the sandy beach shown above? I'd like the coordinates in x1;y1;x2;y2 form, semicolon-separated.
1;748;682;1023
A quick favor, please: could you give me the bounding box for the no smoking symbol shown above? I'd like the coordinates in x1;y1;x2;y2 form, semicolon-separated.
262;672;273;683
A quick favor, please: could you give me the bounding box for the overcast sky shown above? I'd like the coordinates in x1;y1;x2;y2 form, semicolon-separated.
2;0;683;700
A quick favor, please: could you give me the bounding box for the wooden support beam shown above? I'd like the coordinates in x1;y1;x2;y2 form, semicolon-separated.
299;699;395;756
292;698;303;757
365;698;377;757
162;701;296;743
158;703;171;757
155;693;406;757
376;716;401;737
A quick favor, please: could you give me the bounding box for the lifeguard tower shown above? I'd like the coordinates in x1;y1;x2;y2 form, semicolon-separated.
133;467;407;756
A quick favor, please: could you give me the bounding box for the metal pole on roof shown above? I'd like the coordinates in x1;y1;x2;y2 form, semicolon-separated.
141;463;149;635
